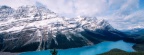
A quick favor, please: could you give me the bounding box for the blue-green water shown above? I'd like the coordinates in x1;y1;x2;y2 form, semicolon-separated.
20;40;135;55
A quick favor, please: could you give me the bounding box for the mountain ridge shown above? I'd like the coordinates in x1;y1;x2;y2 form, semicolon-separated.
0;5;132;52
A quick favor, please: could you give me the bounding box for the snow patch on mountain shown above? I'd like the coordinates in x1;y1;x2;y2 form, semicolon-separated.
0;5;115;36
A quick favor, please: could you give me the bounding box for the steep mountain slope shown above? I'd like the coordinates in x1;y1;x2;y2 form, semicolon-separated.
0;5;130;52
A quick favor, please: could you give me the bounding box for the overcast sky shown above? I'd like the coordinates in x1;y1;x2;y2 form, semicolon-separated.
0;0;144;30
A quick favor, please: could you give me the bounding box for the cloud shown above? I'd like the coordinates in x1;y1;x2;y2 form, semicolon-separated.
0;0;139;17
120;10;144;29
106;0;143;30
0;0;35;9
74;0;109;16
0;0;143;30
108;11;144;29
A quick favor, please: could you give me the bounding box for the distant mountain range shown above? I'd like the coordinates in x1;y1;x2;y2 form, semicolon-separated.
0;5;142;52
122;28;144;51
122;28;144;43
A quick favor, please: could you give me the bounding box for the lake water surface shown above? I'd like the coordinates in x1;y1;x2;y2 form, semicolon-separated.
20;40;135;55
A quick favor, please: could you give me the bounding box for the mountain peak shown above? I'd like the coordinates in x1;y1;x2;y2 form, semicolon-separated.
0;5;11;9
0;5;114;33
0;5;122;52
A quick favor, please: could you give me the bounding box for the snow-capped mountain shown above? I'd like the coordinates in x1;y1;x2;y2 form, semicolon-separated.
0;5;129;52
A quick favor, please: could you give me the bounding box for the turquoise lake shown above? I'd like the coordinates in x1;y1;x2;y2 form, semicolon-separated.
20;40;135;55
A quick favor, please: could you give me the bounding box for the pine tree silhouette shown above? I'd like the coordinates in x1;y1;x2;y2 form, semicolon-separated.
50;48;58;55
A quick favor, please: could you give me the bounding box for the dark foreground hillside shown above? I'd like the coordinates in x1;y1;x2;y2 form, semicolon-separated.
99;48;144;55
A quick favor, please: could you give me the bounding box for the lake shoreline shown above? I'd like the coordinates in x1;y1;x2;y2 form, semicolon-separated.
0;52;19;55
20;40;135;55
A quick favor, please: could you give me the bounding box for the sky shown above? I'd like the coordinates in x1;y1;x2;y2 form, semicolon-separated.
0;0;144;30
